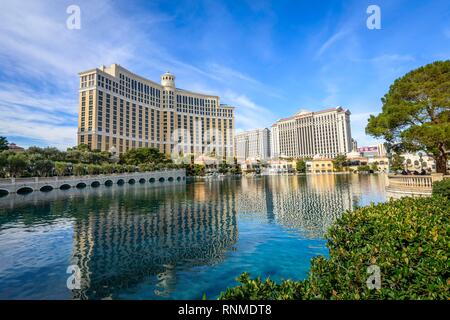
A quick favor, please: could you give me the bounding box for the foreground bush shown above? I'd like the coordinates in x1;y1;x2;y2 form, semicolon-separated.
219;196;449;300
433;179;450;199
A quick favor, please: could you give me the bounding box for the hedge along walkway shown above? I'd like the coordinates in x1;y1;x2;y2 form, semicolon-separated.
219;196;449;300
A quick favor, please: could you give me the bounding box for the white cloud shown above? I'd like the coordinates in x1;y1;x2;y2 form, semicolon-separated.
223;91;276;131
367;54;415;63
0;0;288;150
0;83;76;115
316;30;349;58
207;63;284;99
0;83;77;149
0;102;77;149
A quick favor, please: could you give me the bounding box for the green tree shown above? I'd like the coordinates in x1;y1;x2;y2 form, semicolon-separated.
7;154;28;177
218;160;229;174
231;157;242;175
73;164;86;176
296;159;306;173
0;152;8;177
101;163;114;174
27;147;64;161
390;153;405;172
120;147;169;165
370;161;379;172
366;61;450;174
87;164;100;175
125;164;137;173
54;162;68;176
74;144;90;152
33;159;54;177
0;137;9;151
194;164;205;176
333;154;348;172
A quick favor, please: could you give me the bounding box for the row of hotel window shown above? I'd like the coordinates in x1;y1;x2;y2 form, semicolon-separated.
80;92;232;141
79;134;232;155
277;117;346;129
80;74;232;117
278;126;347;150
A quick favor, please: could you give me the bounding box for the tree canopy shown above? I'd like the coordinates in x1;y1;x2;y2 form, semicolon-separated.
295;159;306;173
366;61;450;174
119;147;169;166
0;136;8;151
332;154;348;171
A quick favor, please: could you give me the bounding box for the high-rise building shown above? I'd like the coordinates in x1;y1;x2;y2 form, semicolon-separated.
78;64;235;158
271;107;352;159
351;138;358;151
234;128;271;161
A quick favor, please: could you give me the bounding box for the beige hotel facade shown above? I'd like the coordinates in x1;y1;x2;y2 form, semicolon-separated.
271;107;352;159
78;64;235;158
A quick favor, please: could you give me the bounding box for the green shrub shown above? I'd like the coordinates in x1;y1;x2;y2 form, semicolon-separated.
219;196;449;300
219;273;306;300
433;179;450;199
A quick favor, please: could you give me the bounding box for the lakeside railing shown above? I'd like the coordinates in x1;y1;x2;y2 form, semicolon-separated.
0;169;186;196
386;174;449;195
0;169;179;186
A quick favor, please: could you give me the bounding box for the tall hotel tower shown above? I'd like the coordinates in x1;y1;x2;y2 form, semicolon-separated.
271;107;352;159
234;128;271;161
78;64;235;158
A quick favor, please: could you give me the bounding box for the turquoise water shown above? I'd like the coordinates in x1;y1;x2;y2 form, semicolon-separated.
0;174;387;300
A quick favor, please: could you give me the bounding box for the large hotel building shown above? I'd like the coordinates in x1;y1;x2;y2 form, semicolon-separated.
78;64;235;158
271;107;352;159
234;128;271;161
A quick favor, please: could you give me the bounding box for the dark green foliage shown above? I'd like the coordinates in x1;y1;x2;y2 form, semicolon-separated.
333;154;348;172
6;153;28;177
357;165;371;173
0;146;180;177
120;147;169;166
218;160;230;174
0;136;8;151
296;159;306;173
370;162;379;172
230;157;242;175
184;164;205;176
432;179;450;199
219;196;449;300
390;153;405;171
219;273;306;300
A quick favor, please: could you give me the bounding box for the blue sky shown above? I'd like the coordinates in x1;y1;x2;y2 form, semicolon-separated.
0;0;449;149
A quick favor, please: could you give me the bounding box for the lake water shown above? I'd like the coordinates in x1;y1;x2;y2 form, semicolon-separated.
0;174;387;300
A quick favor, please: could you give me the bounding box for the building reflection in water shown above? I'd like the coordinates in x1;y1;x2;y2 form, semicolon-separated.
71;183;238;299
233;174;385;239
66;175;385;299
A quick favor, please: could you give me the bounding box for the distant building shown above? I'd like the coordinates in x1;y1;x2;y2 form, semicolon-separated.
271;107;352;159
270;124;280;158
357;144;386;158
401;153;436;172
239;159;262;173
368;157;389;173
266;159;294;174
234;128;271;161
351;139;358;151
306;155;335;174
7;143;25;153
